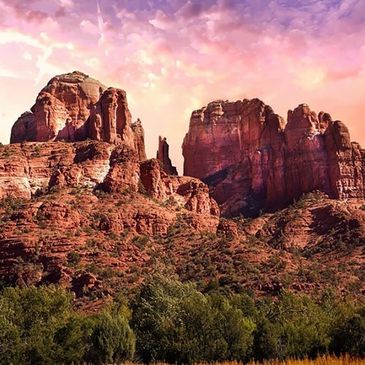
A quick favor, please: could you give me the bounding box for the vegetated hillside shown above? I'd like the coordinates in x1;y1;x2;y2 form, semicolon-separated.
0;177;363;308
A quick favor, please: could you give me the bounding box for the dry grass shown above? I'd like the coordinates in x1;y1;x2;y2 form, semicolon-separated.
126;355;365;365
149;356;365;365
247;355;365;365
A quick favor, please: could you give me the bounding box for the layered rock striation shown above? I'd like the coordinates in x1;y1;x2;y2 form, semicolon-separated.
183;99;365;216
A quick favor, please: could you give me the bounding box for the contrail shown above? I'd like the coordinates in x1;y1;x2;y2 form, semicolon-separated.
96;0;108;54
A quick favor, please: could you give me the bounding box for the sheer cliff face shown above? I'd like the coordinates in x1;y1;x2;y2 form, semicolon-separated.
10;71;146;160
183;99;365;216
183;99;285;179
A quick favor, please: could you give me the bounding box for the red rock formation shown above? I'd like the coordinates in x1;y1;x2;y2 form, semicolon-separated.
132;119;147;161
0;141;219;218
102;145;140;194
183;99;365;216
87;87;135;147
156;136;178;175
10;71;146;160
0;137;220;289
140;158;219;216
0;186;363;299
11;112;37;143
11;72;105;143
0;142;111;199
282;104;331;203
6;71;219;219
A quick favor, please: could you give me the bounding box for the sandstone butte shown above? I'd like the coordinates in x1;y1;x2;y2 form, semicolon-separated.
182;99;365;216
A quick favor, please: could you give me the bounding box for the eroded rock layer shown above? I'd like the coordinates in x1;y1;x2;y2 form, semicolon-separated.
183;99;365;216
0;141;218;217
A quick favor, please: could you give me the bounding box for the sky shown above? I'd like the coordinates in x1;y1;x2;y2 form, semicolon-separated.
0;0;365;172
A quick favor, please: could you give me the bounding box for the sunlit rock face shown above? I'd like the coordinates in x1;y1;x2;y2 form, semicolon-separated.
10;71;146;160
183;99;365;216
11;71;105;143
0;140;219;220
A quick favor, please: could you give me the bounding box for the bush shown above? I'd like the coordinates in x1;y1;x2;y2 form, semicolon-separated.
67;251;81;266
132;276;255;364
331;307;365;357
0;196;25;219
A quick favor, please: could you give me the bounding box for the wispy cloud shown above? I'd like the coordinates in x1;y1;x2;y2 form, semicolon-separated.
96;0;106;50
0;68;20;79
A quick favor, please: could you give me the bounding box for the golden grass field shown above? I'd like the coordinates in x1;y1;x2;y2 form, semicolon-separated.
144;356;365;365
246;355;365;365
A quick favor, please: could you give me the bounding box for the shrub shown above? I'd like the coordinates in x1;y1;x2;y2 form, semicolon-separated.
67;251;81;266
132;235;149;249
0;196;26;219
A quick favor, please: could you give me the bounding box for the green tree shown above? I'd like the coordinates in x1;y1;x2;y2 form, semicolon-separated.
208;294;255;361
87;311;135;364
0;286;90;365
132;276;255;364
253;316;281;361
254;293;332;360
331;307;365;357
132;275;204;363
0;299;23;364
